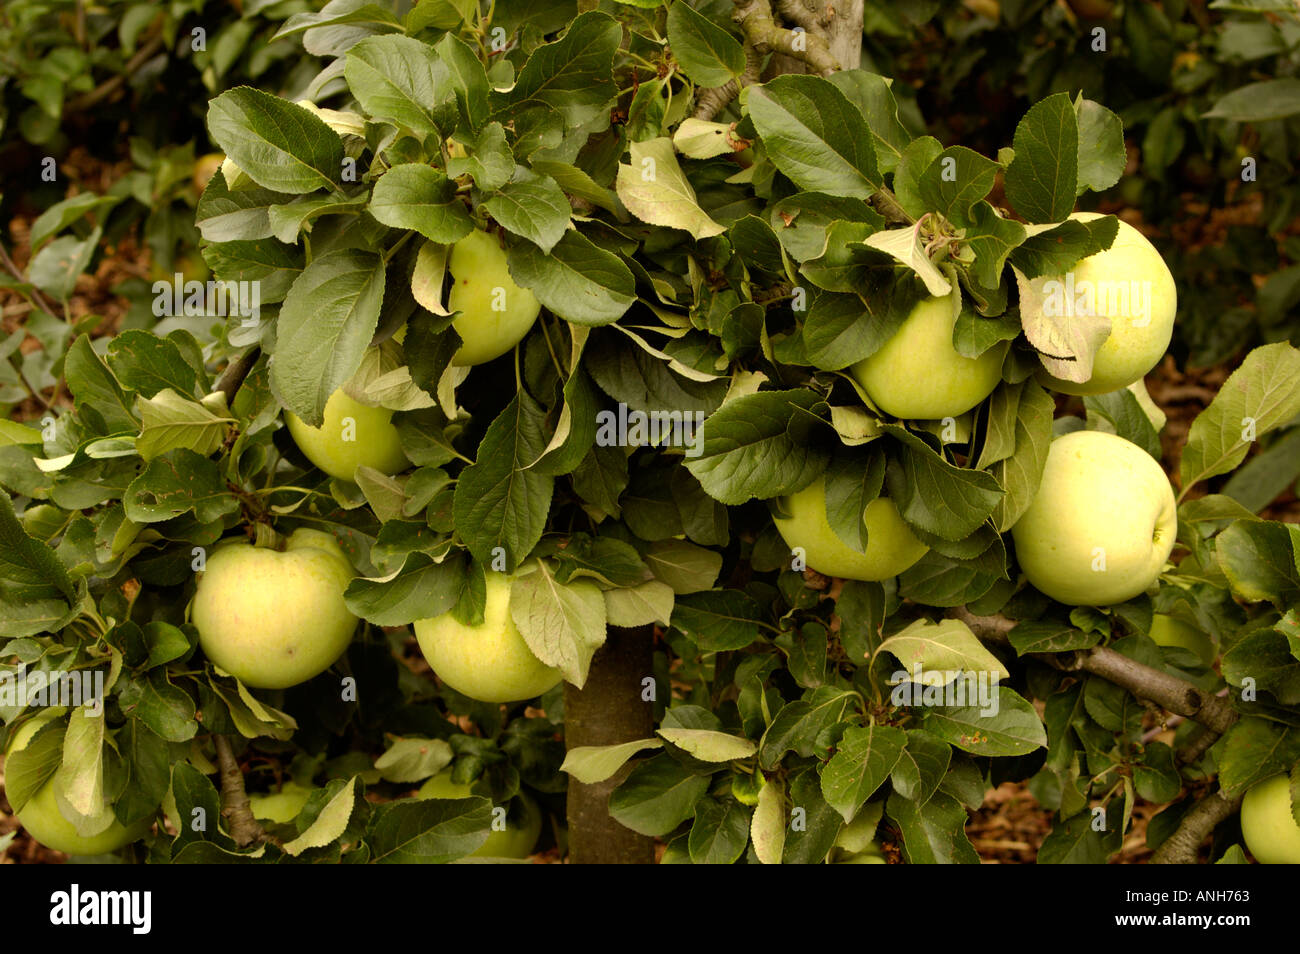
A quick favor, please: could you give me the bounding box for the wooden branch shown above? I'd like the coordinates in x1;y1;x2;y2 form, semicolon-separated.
951;607;1239;736
66;35;166;114
213;735;265;849
215;348;260;403
692;0;839;120
1150;789;1242;864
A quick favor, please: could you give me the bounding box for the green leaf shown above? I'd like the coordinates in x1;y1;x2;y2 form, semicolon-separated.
1180;343;1300;492
886;788;979;863
1204;79;1300;122
207;88;342;193
616;138;725;239
877;617;1010;680
1003;92;1078;224
608;753;711;837
29;229;100;301
658;728;756;762
1074;98;1125;194
688;797;751;864
920;686;1046;756
918;146;1000;228
1084;389;1161;460
369;164;473;243
561;739;664;784
270;248;386;427
1007;619;1100;655
509;559;606;687
283;778;360;857
122;449;241;524
883;426;1003;541
758;687;856;768
118;669;198;743
452;393;554;572
826;72;910;175
483;170;571;253
666;1;745;87
670;589;762;652
135;389;232;461
747;75;881;199
106;330;202;399
751;778;786;863
685;388;830;505
890;729;951;805
367;797;493;862
507;230;636;326
819;723;906;822
1215;519;1300;606
64;334;137;434
344;34;447;139
374;737;454;784
497;12;621;128
344;551;467;626
434;33;490;131
991;377;1054;531
644;539;723;594
1214;717;1300;798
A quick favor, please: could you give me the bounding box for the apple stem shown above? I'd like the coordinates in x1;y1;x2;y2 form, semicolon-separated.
251;523;286;550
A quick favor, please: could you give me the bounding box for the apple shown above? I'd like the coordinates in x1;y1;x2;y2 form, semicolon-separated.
447;229;541;366
249;782;313;825
413;571;564;703
1011;429;1175;606
5;715;150;856
833;846;887;863
1240;774;1300;864
285;388;408;483
1035;212;1176;396
771;476;928;581
192;152;225;194
191;528;358;689
417;771;543;859
1148;614;1215;667
850;292;1008;419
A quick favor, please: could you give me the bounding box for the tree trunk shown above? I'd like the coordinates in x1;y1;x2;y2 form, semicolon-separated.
827;0;864;72
564;624;655;864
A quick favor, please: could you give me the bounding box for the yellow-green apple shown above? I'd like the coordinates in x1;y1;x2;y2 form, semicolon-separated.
772;476;928;581
1034;213;1176;395
850;292;1008;419
249;782;313;824
413;571;563;703
191;528;358;689
417;771;543;859
1148;614;1215;667
5;715;150;855
1240;774;1300;864
192;152;225;194
1011;429;1175;605
447;229;540;366
285;388;408;483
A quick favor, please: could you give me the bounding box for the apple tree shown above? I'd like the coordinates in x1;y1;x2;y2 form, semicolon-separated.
1;0;1299;865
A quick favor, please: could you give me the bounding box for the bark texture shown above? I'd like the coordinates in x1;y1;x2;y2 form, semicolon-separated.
564;625;656;864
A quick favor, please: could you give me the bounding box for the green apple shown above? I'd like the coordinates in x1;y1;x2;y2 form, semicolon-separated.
191;528;358;689
850;292;1008;419
413;571;564;703
1011;429;1176;606
771;476;928;581
417;771;543;859
447;229;540;367
1148;614;1215;667
285;388;408;483
192;152;225;194
249;782;313;824
6;715;150;856
833;847;887;863
1035;213;1177;396
1240;774;1300;864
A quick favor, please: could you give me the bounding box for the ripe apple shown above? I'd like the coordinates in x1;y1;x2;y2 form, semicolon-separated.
417;771;543;859
413;571;564;703
285;388;408;483
771;476;928;581
192;152;225;194
5;715;150;856
1035;212;1177;396
249;782;313;824
1240;773;1300;864
1011;429;1175;606
1148;614;1215;667
850;293;1008;419
191;528;358;689
447;229;540;366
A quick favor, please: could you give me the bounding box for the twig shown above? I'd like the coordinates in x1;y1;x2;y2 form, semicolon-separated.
65;35;166;113
951;607;1239;736
693;41;763;120
869;188;914;225
215;348;260;403
1150;789;1242;864
213;735;264;849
